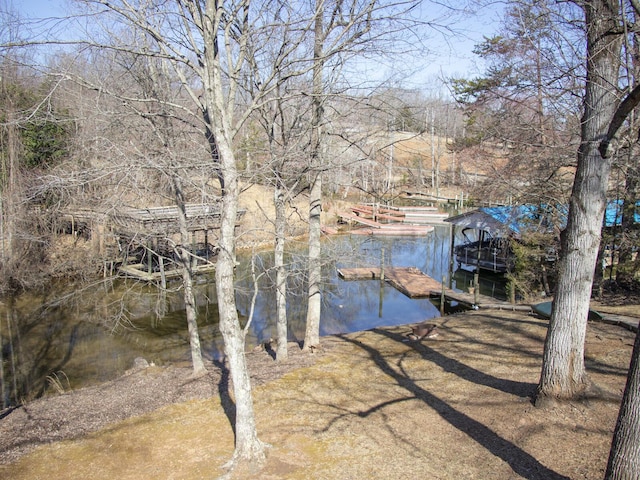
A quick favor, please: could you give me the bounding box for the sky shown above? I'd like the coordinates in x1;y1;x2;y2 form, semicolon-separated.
416;3;503;79
10;0;503;96
12;0;67;17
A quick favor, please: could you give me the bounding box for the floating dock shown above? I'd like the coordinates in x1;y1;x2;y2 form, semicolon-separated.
337;266;503;307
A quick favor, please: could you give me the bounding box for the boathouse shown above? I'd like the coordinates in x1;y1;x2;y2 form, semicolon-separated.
60;204;244;280
445;205;562;273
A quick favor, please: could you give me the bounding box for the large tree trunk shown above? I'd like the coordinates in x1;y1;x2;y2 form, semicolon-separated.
604;328;640;479
274;181;288;360
536;0;621;404
303;0;324;352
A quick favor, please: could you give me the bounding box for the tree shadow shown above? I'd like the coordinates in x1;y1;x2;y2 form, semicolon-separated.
439;313;548;364
212;358;235;436
373;327;537;398
337;332;570;480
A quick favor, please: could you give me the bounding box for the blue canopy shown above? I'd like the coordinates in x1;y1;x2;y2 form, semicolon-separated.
447;201;638;238
604;200;640;227
446;205;564;238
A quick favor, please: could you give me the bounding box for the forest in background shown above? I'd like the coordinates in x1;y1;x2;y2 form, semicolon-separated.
1;1;636;299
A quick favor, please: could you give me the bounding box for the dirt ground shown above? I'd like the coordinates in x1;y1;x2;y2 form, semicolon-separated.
0;303;637;480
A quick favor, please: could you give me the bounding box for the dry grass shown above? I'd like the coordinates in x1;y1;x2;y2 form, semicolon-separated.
0;309;636;480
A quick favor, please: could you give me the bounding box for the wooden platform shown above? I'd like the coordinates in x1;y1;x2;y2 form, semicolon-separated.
119;263;215;282
337;266;497;307
338;204;446;236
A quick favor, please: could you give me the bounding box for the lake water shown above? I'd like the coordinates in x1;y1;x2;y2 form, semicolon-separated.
0;226;505;407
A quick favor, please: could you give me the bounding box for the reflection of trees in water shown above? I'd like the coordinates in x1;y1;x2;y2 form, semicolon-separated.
0;231;459;406
265;232;454;337
0;278;221;408
0;297;80;408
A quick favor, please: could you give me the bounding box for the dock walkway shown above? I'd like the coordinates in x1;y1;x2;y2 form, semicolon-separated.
337;266;504;307
339;267;639;330
594;313;639;333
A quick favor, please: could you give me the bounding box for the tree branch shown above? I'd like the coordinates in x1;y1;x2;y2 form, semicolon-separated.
599;82;640;158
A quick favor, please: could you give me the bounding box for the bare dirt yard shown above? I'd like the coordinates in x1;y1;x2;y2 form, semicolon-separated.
0;303;637;480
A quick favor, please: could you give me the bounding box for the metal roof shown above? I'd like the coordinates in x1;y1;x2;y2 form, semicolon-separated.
604;200;640;227
445;205;562;238
446;201;639;238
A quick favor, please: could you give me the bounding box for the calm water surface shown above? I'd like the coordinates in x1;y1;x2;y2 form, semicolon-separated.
0;226;505;406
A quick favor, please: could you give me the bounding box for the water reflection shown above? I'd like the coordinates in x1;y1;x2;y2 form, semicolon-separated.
0;226;502;406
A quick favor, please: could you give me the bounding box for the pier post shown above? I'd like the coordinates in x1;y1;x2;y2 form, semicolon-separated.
159;256;166;289
474;230;483;305
378;248;385;317
448;223;455;289
147;242;153;275
191;231;197;268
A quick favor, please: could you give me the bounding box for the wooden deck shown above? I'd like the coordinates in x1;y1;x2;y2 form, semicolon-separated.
119;263;215;282
337;266;505;307
337;204;446;236
59;204;242;278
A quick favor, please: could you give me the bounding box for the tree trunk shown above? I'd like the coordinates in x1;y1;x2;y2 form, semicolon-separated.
304;172;322;351
604;328;640;480
171;176;206;376
214;136;266;464
303;1;324;352
199;0;265;465
178;246;206;376
274;181;288;360
536;0;621;403
3;106;18;268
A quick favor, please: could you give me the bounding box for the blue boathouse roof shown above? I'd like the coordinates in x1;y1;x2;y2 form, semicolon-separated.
445;205;560;238
604;200;640;227
446;201;638;238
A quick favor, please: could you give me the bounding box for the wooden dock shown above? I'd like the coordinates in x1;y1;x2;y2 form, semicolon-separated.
337;266;504;307
119;263;215;282
337;204;446;236
59;204;242;280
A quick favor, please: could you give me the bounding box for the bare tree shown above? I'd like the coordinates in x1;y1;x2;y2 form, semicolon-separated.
53;0;295;466
303;0;327;352
256;84;308;360
129;52;208;376
536;0;623;403
301;0;430;351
